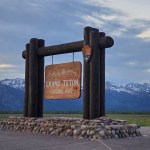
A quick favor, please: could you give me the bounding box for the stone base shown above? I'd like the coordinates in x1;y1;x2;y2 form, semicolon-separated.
0;116;141;140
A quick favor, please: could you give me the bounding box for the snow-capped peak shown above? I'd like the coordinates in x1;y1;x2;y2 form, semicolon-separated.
106;81;133;94
0;78;24;90
106;81;150;94
125;83;150;93
0;78;150;94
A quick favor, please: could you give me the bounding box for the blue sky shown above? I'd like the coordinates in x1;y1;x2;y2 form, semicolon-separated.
0;0;150;84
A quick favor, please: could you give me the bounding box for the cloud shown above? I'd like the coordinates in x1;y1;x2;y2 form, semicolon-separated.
136;28;150;41
0;64;17;69
0;63;24;80
78;0;150;42
145;69;150;73
85;0;150;20
0;64;18;78
76;14;105;28
124;61;138;67
75;7;127;37
0;0;150;84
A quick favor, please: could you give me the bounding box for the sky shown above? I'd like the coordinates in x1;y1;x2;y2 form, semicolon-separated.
0;0;150;85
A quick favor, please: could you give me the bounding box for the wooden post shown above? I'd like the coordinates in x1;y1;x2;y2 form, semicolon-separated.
99;32;106;117
28;38;39;117
38;39;45;117
24;43;29;117
83;26;92;119
90;30;100;119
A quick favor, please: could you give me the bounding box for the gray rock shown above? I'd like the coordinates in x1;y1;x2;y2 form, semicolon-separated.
66;129;72;134
99;130;105;137
92;135;98;140
90;130;95;135
87;130;90;136
108;130;112;135
81;125;87;130
73;129;81;136
81;130;86;136
78;136;84;140
0;116;141;141
71;125;76;129
50;130;56;135
136;128;140;134
112;130;115;136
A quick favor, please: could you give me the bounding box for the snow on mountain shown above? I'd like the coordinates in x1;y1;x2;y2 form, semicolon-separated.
106;81;150;94
0;78;150;94
106;81;133;94
124;83;150;93
0;78;150;112
0;78;24;90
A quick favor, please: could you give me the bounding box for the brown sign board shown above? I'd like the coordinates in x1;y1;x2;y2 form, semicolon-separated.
44;61;82;99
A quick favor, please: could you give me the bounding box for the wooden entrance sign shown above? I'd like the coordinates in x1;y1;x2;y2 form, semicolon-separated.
44;61;82;99
22;26;114;118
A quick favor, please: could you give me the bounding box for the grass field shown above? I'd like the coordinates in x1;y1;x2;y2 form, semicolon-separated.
0;113;150;126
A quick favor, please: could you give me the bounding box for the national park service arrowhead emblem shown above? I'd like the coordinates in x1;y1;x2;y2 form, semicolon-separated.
82;45;92;62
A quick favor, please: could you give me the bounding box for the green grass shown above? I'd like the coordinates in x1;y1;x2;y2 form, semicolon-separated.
107;114;150;126
0;113;22;121
0;113;150;126
44;113;82;118
45;113;150;126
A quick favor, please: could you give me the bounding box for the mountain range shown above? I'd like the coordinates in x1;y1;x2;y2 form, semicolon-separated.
0;78;150;112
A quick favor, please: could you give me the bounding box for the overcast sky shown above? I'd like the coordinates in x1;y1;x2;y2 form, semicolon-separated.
0;0;150;84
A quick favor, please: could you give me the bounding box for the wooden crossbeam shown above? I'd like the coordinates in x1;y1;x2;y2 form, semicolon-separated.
22;37;114;59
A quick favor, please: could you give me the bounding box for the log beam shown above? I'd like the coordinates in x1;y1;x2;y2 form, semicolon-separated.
22;37;114;59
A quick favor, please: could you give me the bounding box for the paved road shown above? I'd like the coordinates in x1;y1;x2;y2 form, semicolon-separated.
0;127;150;150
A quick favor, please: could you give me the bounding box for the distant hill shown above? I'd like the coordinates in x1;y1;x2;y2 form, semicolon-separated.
106;81;150;112
0;78;150;112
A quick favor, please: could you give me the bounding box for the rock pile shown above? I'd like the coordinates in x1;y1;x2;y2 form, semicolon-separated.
0;116;141;140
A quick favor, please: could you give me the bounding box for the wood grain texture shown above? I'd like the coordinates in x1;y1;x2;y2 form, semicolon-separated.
28;38;38;117
38;39;45;117
99;32;106;117
24;43;29;117
90;30;101;119
83;26;92;119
